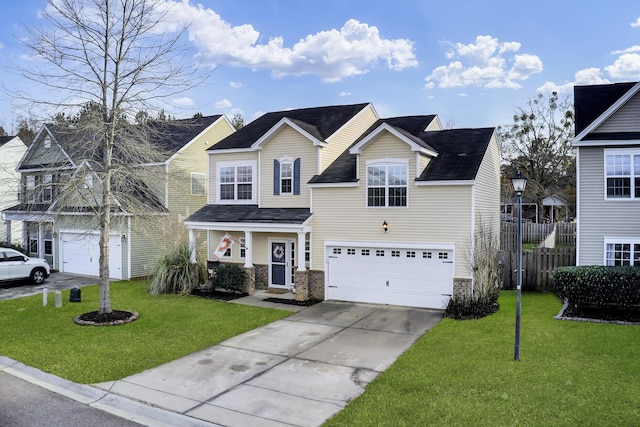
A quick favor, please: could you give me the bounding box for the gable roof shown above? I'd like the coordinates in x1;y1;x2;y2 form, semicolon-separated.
0;135;25;148
309;115;494;184
209;103;370;151
573;81;640;143
21;115;223;169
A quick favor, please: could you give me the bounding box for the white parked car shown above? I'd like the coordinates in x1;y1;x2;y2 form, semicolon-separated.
0;248;50;285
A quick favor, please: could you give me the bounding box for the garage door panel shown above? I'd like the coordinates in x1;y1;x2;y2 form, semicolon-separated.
326;244;454;309
60;232;122;279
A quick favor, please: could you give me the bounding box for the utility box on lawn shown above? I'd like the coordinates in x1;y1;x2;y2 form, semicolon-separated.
70;287;81;303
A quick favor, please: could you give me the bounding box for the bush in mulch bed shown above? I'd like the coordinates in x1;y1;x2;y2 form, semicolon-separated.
561;305;640;323
263;297;321;307
191;288;248;301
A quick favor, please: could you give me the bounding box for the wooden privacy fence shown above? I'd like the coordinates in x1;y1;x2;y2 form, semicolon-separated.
499;247;576;292
501;222;576;251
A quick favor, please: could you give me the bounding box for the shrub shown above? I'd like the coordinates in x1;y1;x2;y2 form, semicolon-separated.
445;291;499;320
553;266;640;309
148;242;204;295
212;263;246;293
0;241;26;254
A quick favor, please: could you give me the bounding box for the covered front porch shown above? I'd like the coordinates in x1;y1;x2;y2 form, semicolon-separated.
184;205;317;301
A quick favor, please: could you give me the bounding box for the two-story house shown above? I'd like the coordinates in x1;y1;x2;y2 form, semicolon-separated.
0;135;27;243
185;103;500;309
573;81;640;266
2;115;235;278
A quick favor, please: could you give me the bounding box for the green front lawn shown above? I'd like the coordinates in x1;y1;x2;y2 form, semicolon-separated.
326;292;640;426
0;280;290;383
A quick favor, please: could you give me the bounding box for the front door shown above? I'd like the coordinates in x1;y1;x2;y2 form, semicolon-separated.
270;240;293;288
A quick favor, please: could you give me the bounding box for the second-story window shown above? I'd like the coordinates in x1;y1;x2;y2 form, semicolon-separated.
26;176;36;203
273;158;300;195
42;174;53;202
191;172;206;196
367;161;408;207
604;149;640;199
217;161;256;203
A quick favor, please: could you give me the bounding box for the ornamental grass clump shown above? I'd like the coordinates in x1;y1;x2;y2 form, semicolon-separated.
148;241;204;295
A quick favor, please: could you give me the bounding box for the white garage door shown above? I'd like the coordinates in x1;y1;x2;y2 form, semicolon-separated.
60;232;122;279
326;243;454;309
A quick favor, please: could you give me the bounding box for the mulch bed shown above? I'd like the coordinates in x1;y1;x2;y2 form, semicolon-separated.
74;310;139;326
561;305;640;323
263;297;321;307
191;288;248;301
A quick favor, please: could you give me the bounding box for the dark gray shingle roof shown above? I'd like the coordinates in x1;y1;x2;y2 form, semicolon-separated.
209;103;369;151
186;205;312;224
574;82;636;135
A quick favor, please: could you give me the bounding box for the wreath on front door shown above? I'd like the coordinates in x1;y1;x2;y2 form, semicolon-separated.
272;245;285;259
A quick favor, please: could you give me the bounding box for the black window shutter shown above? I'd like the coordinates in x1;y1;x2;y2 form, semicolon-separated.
293;158;301;195
273;159;280;195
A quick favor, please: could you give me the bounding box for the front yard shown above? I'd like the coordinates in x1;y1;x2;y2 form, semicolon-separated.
1;284;638;425
326;291;640;426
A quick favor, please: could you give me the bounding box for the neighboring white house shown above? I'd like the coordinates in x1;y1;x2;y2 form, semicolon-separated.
0;135;27;243
185;103;501;309
573;81;640;266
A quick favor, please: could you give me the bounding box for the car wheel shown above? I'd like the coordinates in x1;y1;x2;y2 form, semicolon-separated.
31;268;46;285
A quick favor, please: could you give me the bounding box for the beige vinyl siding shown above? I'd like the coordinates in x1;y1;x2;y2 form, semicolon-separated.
207;230;300;266
208;151;259;204
312;132;473;279
426;117;443;131
167;118;235;218
419;154;432;173
312;185;473;278
576;147;640;265
320;104;378;171
472;133;501;237
260;126;316;208
594;93;640;133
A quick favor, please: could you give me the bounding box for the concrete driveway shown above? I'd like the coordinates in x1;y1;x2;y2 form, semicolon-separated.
96;301;443;427
0;272;98;301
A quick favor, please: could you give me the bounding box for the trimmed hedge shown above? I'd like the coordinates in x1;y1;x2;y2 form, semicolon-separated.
553;266;640;309
213;263;246;293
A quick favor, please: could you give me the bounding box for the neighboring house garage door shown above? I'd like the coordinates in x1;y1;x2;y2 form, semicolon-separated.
60;232;122;279
325;243;454;309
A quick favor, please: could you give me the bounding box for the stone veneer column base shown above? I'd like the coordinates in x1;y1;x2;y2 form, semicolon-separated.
254;265;268;290
243;267;256;295
294;270;309;301
308;270;325;300
453;278;472;298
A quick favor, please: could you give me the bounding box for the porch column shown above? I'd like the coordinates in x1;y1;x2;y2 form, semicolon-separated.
188;228;196;263
38;223;44;259
297;231;306;271
243;231;253;268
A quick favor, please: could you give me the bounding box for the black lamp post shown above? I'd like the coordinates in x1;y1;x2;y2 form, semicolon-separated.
511;171;527;361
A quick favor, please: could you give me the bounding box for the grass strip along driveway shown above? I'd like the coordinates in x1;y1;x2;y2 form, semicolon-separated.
326;291;640;426
0;280;290;384
2;284;639;425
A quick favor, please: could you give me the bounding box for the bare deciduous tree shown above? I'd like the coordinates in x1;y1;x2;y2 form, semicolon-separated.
18;0;207;318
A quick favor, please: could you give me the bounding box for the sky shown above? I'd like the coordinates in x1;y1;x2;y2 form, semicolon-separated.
1;0;640;133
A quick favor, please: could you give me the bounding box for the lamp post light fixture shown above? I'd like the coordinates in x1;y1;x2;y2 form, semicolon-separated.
511;171;527;361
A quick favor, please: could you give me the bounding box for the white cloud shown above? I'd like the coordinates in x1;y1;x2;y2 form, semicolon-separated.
537;68;611;94
425;35;542;90
230;81;245;89
339;91;352;96
612;45;640;55
631;17;640;27
214;98;232;109
171;96;195;108
161;1;417;82
605;53;640;79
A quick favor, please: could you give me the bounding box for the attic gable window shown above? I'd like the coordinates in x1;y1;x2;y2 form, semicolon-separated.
43;136;51;149
273;158;301;195
366;161;408;207
216;160;256;203
605;149;640;199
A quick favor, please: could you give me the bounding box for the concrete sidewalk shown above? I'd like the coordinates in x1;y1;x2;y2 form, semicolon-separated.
94;301;442;426
1;290;442;426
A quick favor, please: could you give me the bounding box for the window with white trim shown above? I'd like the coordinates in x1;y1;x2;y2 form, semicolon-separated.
217;161;256;203
26;176;36;203
190;173;206;196
605;149;640;199
42;174;53;202
239;238;246;258
280;161;293;194
367;162;408;207
605;240;640;266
